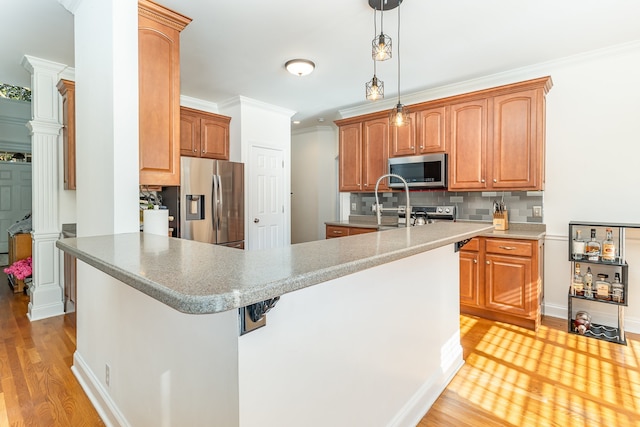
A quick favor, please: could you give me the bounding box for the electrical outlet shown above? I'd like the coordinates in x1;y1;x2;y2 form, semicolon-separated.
105;364;111;387
351;203;357;211
533;206;542;217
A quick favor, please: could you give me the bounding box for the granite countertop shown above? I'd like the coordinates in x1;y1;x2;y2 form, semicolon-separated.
56;222;493;315
326;216;545;240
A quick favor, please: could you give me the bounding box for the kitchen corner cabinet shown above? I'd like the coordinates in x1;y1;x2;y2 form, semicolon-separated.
567;221;633;345
180;107;231;160
337;117;389;192
57;79;76;190
389;106;447;157
460;236;543;331
449;78;551;191
138;0;191;186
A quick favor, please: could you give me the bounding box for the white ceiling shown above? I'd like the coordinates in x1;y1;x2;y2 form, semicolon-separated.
3;0;640;128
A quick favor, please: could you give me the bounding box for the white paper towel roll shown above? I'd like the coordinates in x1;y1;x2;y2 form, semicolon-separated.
143;209;169;236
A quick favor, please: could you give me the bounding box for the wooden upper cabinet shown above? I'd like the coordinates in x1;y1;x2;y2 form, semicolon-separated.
138;0;191;186
338;123;362;192
362;118;389;191
180;107;231;160
389;113;417;157
492;89;540;190
57;79;76;190
416;106;446;154
448;99;489;191
449;78;551;192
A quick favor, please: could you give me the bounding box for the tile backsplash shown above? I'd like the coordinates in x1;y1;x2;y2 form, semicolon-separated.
350;191;544;223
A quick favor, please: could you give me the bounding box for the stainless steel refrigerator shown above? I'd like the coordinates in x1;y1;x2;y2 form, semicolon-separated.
178;156;244;249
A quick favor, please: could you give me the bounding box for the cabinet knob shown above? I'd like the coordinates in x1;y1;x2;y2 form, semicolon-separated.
193;149;197;152
493;179;497;183
364;184;368;187
473;259;477;264
411;146;414;149
486;261;490;265
481;179;485;183
202;150;206;153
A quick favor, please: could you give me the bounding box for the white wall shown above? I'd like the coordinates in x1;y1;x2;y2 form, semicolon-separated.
291;125;338;243
540;43;640;331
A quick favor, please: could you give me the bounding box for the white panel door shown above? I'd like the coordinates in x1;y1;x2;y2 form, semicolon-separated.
0;163;32;253
249;146;284;250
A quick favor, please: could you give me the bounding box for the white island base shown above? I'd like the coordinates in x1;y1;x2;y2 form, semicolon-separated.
72;244;462;427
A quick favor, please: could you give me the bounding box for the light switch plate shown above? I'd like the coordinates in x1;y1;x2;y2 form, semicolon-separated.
351;203;357;211
533;206;542;217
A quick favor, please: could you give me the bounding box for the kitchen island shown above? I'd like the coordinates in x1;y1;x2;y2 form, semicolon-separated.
57;222;492;427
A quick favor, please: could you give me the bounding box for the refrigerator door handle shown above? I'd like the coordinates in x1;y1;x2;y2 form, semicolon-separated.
212;173;218;232
216;174;223;231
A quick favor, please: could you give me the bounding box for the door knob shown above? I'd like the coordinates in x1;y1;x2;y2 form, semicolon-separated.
254;218;260;223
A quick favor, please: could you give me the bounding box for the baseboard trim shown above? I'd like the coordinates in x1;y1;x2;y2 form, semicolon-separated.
388;332;464;427
72;351;129;427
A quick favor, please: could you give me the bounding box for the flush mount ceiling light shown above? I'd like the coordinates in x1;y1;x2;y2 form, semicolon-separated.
389;0;409;126
285;59;315;76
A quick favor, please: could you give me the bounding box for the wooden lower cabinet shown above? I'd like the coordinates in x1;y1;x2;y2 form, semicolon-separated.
460;236;543;331
326;225;377;239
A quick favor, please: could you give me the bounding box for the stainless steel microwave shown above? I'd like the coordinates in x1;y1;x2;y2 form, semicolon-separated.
388;153;447;189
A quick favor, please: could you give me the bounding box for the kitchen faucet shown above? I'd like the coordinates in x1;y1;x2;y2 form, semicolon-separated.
373;174;410;227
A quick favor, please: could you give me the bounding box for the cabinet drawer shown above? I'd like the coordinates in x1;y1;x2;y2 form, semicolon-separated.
349;227;376;236
326;225;349;238
461;237;480;252
485;239;533;257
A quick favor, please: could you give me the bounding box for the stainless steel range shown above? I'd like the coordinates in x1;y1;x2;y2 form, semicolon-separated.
398;205;456;226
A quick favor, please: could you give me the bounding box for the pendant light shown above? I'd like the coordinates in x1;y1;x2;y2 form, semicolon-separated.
389;0;409;127
366;7;384;100
372;0;391;61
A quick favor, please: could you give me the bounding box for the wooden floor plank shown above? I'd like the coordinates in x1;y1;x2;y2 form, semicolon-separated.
0;273;104;426
420;314;640;427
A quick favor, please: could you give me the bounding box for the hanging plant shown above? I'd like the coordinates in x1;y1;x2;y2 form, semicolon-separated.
4;257;32;280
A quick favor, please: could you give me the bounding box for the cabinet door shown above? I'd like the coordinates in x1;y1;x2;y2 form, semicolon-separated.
492;89;540;190
460;249;481;308
57;79;76;190
339;123;363;192
484;253;533;316
448;99;488;190
201;117;230;160
138;4;188;186
180;109;200;157
362;118;389;191
416;106;446;154
389;113;417;157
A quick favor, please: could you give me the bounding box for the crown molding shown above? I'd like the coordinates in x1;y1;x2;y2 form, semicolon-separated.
219;95;296;118
339;39;640;120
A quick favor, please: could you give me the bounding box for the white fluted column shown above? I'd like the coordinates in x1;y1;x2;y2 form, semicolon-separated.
22;55;67;321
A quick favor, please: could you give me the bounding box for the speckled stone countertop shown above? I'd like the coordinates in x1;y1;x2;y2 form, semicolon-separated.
56;222;493;315
326;216;545;240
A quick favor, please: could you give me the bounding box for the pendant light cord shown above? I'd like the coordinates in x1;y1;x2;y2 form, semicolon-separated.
380;0;384;37
397;0;401;103
373;6;377;75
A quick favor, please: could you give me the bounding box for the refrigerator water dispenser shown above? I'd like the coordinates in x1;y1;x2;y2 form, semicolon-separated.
185;195;205;220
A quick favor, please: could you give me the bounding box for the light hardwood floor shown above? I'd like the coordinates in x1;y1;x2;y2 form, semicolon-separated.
0;273;103;426
1;271;639;426
419;314;640;426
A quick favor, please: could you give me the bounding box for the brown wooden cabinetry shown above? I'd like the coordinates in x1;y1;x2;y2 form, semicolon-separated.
389;106;446;157
389;112;416;157
460;236;543;331
138;0;191;186
180;107;231;160
337;118;389;192
326;224;377;239
336;77;551;192
57;79;75;190
449;81;550;191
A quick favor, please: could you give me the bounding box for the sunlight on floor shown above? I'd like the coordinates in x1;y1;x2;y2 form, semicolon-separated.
449;316;640;427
